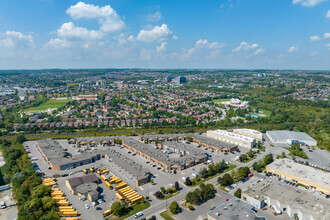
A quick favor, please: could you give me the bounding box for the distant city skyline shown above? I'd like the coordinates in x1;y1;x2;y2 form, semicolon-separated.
0;0;329;70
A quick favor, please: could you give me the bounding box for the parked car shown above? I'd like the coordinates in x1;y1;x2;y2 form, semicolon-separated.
134;212;143;218
85;204;90;209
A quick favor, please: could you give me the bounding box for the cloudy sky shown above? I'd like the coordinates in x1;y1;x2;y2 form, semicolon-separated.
0;0;329;69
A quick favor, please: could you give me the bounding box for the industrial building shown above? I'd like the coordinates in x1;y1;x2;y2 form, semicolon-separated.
36;139;101;171
191;134;239;153
265;130;317;146
70;137;116;147
241;178;330;220
122;137;207;171
266;159;330;195
66;174;99;202
207;129;256;149
105;149;150;186
233;129;263;142
207;198;266;220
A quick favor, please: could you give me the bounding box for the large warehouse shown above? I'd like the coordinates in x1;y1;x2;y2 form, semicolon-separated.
207;129;256;149
266;159;330;195
265;130;317;146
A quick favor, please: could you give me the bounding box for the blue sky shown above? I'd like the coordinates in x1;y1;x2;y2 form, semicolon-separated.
0;0;329;69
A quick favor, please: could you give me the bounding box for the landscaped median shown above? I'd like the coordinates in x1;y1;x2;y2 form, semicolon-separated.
154;182;181;200
160;210;175;220
107;200;150;220
184;160;237;187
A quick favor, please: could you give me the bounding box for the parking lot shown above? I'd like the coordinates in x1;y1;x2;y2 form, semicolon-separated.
56;172;119;220
0;189;17;220
23;138;264;220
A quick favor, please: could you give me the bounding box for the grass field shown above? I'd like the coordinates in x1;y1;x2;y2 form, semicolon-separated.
160;210;175;220
24;99;73;112
258;109;271;117
107;201;150;220
213;98;230;102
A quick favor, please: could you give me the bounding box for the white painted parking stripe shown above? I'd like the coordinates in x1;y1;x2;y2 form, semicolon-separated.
139;187;144;190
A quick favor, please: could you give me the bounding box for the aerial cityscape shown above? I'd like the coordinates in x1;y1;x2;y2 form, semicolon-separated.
0;1;329;220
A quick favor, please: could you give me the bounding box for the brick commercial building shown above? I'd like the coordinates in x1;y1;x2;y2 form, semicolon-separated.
122;137;207;171
66;173;99;202
105;149;150;186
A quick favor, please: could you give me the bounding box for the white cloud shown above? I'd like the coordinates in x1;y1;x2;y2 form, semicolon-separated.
47;38;71;48
66;1;125;33
0;31;33;48
177;39;225;60
327;44;330;49
288;46;299;52
232;41;258;53
57;22;103;40
113;33;135;45
310;35;321;41
254;48;265;55
326;10;330;18
137;24;174;43
310;33;330;41
147;11;162;22
195;39;224;49
293;0;326;7
156;42;167;52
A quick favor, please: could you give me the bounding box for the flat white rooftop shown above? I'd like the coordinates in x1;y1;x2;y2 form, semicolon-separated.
266;130;316;142
208;129;255;142
234;128;262;135
267;159;330;192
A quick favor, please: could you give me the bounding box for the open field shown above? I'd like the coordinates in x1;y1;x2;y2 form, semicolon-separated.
24;99;73;112
213;98;230;102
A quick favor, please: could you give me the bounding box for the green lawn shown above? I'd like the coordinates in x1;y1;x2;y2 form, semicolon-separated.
159;191;180;200
189;164;237;187
160;210;175;220
24;99;73;112
107;201;151;220
258;109;271;117
213;98;230;102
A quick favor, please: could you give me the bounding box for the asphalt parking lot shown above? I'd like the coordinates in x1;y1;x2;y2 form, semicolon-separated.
0;189;17;220
174;189;233;220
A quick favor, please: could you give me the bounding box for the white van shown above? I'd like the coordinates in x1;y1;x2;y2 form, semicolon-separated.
134;212;143;218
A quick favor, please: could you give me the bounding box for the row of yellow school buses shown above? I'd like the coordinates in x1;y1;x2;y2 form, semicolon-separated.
115;186;143;205
83;167;109;175
42;178;81;220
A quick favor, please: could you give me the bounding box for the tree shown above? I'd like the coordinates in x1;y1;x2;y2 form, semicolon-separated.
234;188;242;198
199;167;208;178
263;153;274;165
185;177;192;186
174;181;180;191
149;216;156;220
252;162;262;173
169;201;180;214
154;191;164;199
186;136;193;142
111;201;127;216
237;167;250;179
247;150;254;158
150;179;154;185
218;173;233;186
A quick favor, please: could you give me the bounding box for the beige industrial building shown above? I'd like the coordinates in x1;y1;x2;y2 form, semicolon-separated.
266;159;330;195
241;178;330;220
233;129;263;142
207;129;256;149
